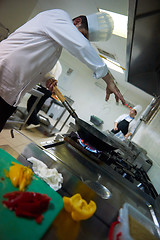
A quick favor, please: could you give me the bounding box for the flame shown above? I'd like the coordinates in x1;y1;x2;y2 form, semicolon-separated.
77;138;100;154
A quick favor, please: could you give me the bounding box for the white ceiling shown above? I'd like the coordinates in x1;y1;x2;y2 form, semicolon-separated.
32;0;129;85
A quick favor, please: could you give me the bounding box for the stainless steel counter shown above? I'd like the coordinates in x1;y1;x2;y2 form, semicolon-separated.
20;142;159;236
1;133;160;239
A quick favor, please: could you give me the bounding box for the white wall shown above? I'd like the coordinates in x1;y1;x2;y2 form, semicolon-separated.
132;113;160;193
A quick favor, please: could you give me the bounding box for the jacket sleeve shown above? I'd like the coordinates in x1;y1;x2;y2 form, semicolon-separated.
128;120;137;134
41;10;108;79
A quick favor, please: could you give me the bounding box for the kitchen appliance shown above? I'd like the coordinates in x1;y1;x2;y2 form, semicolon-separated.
43;129;158;200
68;132;157;198
126;0;160;96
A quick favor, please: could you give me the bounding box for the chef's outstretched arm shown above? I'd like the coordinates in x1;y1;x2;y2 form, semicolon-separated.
102;72;125;105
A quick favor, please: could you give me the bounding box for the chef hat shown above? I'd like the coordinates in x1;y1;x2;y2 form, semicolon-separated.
132;105;142;114
86;12;114;42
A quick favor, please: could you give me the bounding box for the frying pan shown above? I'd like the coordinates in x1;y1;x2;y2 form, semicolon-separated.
53;86;116;151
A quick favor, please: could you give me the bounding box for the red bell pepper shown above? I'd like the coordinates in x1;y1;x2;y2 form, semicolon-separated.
3;191;51;224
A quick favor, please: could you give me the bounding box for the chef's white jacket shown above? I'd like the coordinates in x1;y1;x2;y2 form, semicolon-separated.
114;114;137;134
42;60;62;86
0;9;108;106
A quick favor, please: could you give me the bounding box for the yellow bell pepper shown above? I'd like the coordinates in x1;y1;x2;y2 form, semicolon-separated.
18;165;24;185
8;163;23;187
19;177;27;192
7;162;34;191
71;199;96;221
63;196;73;213
63;193;96;221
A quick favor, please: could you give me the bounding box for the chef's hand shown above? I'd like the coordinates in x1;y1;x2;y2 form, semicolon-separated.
102;72;125;105
114;122;118;131
46;78;57;94
124;132;132;139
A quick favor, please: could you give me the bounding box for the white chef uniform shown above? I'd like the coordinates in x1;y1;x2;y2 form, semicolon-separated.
0;9;108;107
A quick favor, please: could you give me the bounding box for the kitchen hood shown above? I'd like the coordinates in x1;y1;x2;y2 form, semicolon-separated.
126;0;160;96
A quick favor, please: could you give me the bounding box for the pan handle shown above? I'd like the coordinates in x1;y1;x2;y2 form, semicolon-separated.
53;86;78;119
53;86;66;103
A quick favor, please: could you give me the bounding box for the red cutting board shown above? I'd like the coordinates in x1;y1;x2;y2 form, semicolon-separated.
0;148;64;240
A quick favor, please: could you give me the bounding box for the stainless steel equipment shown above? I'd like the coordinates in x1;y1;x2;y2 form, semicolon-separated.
126;0;160;96
43;130;157;200
9;129;160;239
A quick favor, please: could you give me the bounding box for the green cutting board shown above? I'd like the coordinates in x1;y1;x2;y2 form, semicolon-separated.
0;148;64;240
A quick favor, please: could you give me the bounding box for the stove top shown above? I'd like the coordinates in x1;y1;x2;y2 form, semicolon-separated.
63;132;158;199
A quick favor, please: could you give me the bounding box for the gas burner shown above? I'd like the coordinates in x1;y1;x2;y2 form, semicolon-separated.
77;138;101;154
63;131;158;199
64;135;102;163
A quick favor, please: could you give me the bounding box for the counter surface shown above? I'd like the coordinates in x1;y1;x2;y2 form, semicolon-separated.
0;135;159;240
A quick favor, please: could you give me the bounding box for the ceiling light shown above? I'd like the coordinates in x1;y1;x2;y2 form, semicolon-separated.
99;8;128;38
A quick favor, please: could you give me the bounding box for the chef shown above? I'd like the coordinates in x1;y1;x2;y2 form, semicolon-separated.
111;105;142;139
0;9;125;132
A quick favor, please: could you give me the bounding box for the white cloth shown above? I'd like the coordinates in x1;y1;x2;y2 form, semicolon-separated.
114;114;137;134
0;9;108;106
27;157;63;191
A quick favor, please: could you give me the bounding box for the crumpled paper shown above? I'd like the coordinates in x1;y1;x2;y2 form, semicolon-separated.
27;157;63;191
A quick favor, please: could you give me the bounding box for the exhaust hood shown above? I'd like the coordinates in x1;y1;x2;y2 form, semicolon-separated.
126;0;160;96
